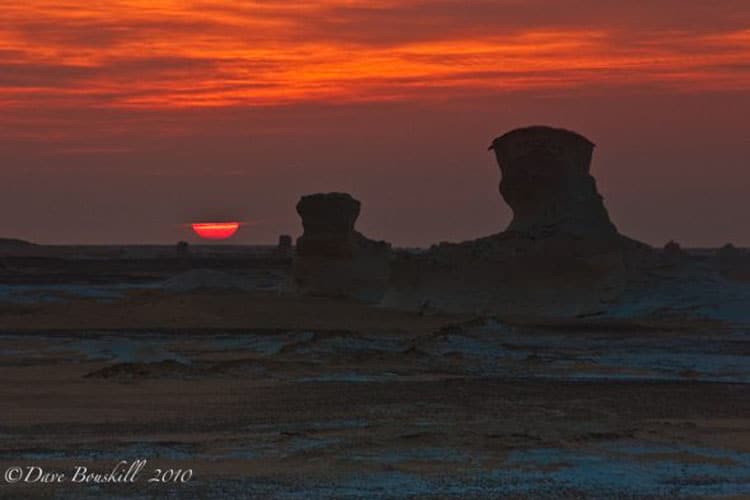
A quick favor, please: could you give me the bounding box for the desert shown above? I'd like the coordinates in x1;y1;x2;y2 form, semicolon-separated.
1;126;749;498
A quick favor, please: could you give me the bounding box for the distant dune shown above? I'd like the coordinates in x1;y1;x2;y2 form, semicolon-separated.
0;237;35;248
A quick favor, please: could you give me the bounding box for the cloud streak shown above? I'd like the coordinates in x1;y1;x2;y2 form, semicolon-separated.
0;0;748;113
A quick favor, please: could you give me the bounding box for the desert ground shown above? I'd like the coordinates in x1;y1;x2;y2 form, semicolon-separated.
0;244;748;499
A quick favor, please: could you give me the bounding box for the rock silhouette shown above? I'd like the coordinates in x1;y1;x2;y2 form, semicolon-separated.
384;126;645;317
296;193;362;258
718;243;750;282
286;127;749;320
663;240;685;262
0;237;35;250
718;243;741;262
489;126;618;238
176;240;190;256
276;234;293;258
292;193;391;302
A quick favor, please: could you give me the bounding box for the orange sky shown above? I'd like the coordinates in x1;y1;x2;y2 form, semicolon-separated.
2;0;749;110
1;1;749;245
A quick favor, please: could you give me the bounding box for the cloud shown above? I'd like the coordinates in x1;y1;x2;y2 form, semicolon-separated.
0;0;748;116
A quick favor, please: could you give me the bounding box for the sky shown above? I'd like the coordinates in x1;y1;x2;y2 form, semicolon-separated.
1;0;749;246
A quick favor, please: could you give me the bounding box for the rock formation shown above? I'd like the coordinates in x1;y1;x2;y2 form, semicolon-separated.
276;234;293;258
296;193;362;258
292;193;391;302
663;240;685;262
384;126;649;318
176;240;190;257
717;243;750;282
284;127;743;323
718;243;741;262
0;237;35;255
489;126;618;238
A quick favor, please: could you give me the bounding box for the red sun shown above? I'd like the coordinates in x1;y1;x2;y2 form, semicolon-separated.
191;222;240;240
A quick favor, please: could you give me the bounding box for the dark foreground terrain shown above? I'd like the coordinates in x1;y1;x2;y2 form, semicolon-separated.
0;245;749;498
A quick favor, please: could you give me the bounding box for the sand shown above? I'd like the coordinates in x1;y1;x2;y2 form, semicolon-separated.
1;299;749;498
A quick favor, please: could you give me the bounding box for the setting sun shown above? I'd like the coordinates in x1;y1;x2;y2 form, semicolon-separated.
191;222;240;240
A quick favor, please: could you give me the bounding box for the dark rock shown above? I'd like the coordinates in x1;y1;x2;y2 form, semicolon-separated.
718;243;740;261
0;237;36;253
0;237;34;247
176;240;190;256
385;231;628;317
296;193;361;258
293;192;391;302
663;240;685;261
489;126;618;238
717;243;750;282
384;126;650;318
276;234;293;258
278;234;293;247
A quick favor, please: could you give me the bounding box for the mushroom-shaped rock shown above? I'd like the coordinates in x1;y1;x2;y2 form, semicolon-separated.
296;193;361;257
384;126;646;318
293;193;391;302
489;126;617;238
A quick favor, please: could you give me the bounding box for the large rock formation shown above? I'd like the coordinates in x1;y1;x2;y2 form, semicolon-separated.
284;127;745;324
489;126;617;238
292;193;391;302
384;126;649;318
295;193;363;258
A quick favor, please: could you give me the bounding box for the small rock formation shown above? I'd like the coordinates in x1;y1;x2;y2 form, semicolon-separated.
176;240;190;257
718;243;740;262
276;234;293;258
384;126;649;318
717;243;750;282
292;193;391;302
663;240;685;262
